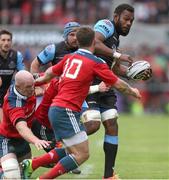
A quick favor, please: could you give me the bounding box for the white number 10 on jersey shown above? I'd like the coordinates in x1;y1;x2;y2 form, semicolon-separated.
64;58;82;79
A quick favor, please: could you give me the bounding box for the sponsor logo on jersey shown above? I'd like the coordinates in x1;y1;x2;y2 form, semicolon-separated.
98;24;110;34
0;69;15;75
46;45;53;51
8;61;16;68
43;50;48;57
25;104;36;119
103;20;113;27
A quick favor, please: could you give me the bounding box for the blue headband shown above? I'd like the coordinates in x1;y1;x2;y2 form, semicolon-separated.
63;22;80;39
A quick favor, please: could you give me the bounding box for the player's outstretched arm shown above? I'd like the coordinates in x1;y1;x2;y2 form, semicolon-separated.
35;67;55;86
113;78;141;99
95;32;133;65
30;57;41;73
16;121;50;150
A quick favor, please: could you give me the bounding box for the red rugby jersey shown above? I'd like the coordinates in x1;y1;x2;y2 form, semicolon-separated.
51;49;118;112
0;85;36;138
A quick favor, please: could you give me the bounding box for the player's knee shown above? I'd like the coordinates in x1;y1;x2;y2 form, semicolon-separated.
1;158;21;179
84;121;101;135
81;109;101;123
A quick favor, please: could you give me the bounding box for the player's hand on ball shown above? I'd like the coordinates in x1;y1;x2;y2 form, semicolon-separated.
141;68;152;80
126;60;151;80
119;54;133;66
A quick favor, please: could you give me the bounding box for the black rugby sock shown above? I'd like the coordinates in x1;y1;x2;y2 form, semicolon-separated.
103;142;118;178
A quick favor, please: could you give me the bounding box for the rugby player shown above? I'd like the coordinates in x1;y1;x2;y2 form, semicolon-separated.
85;4;151;179
0;70;49;179
0;29;25;122
22;27;141;179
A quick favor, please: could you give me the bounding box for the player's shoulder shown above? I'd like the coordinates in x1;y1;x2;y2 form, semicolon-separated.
86;53;106;64
94;19;114;38
9;49;22;59
16;51;23;59
7;88;22;108
44;44;56;55
37;43;56;62
94;56;106;64
76;49;106;64
95;19;113;27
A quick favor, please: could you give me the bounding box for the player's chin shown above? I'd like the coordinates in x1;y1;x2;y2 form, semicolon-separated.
121;28;130;36
3;48;10;53
71;44;78;48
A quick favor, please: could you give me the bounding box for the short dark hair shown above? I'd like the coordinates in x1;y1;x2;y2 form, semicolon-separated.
114;4;134;15
76;27;95;47
0;29;12;39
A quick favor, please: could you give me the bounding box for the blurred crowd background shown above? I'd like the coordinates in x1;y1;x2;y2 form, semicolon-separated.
0;0;168;25
0;0;169;114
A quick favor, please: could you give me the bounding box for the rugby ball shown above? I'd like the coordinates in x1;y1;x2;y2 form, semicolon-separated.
126;60;151;80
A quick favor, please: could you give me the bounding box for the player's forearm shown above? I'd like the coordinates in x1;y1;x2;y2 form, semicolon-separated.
95;39;114;58
95;39;122;60
114;79;137;97
30;58;41;73
35;67;55;85
16;121;40;144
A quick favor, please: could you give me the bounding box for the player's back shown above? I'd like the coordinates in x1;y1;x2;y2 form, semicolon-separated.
51;49;118;112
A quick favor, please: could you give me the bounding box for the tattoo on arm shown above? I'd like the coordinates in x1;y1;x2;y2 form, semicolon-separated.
115;79;134;96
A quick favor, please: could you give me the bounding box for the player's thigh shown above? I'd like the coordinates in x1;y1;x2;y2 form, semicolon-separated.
83;93;101;123
99;92;119;122
81;109;101;122
0;136;31;159
0;136;31;168
81;108;101;135
101;108;119;122
49;106;85;141
0;153;21;179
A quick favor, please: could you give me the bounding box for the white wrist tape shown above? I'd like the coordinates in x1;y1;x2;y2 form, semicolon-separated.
89;85;99;94
113;51;121;59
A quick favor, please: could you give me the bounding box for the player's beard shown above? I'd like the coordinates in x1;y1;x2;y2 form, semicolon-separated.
116;21;130;36
0;46;10;57
66;40;78;50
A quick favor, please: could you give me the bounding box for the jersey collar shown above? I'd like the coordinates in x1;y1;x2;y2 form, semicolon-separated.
14;85;27;100
78;48;92;54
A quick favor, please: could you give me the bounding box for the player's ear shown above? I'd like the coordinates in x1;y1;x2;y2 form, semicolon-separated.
113;13;119;23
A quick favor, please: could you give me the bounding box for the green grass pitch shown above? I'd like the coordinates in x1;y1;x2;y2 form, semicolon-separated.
31;114;169;179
